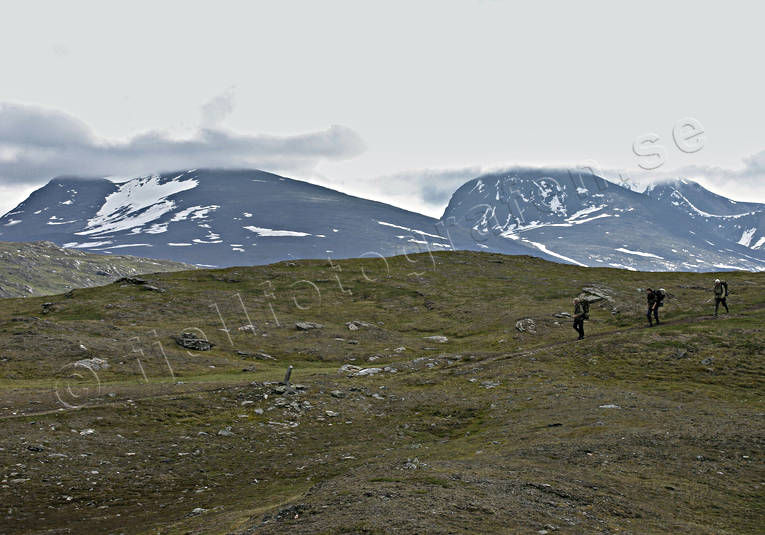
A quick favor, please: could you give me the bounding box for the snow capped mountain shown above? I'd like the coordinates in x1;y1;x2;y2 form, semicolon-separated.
3;167;764;272
0;169;453;267
440;169;765;272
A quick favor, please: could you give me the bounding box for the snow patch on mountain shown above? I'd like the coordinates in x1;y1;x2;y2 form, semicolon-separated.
63;241;113;249
93;243;153;250
77;175;199;236
737;228;757;247
376;221;447;241
172;205;219;222
244;226;311;237
672;190;752;219
567;204;606;221
615;248;664;259
520;239;586;266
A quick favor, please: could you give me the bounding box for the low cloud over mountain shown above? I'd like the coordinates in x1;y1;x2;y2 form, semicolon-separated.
0;101;365;186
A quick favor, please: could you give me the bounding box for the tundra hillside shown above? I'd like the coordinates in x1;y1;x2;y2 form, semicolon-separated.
0;251;763;534
0;241;194;298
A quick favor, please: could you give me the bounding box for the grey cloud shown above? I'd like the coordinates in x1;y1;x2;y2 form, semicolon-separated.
200;88;235;128
0;102;365;186
0;103;93;147
374;166;483;208
662;150;765;201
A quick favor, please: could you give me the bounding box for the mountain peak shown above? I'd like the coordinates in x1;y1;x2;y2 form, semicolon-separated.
0;168;450;267
442;169;765;272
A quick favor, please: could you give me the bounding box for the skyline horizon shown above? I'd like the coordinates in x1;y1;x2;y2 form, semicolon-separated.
2;160;760;221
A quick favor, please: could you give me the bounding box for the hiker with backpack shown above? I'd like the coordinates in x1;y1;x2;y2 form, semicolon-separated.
646;288;657;326
714;279;729;316
646;288;666;326
573;297;589;340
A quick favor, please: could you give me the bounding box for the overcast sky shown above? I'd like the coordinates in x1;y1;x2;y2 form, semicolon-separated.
1;0;764;218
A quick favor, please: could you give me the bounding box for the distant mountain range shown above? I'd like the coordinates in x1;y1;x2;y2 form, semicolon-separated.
441;169;765;272
1;167;763;272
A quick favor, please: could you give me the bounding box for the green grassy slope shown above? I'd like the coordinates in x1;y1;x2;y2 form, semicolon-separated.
0;251;762;534
0;241;194;298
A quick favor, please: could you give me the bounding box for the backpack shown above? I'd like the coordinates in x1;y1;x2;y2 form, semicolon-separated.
581;300;590;319
656;289;666;306
715;281;729;297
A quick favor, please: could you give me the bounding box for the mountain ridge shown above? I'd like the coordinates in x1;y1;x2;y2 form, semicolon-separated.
0;169;463;268
2;167;764;272
440;168;765;272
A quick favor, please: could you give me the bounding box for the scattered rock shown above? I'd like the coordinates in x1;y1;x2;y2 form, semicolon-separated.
354;367;382;377
393;347;407;353
296;322;323;331
41;302;55;314
701;357;714;366
402;457;427;470
554;312;571;318
79;428;95;436
142;284;165;293
238;324;257;333
74;357;109;371
599;404;621;409
424;335;448;344
330;390;346;398
325;411;339;417
339;364;362;374
345;320;372;330
515;318;537;334
580;286;615;303
217;427;234;437
270;503;308;521
480;381;500;389
237;350;275;360
116;277;147;285
174;332;214;351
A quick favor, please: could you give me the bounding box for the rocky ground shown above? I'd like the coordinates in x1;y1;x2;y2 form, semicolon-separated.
0;241;193;298
0;251;762;534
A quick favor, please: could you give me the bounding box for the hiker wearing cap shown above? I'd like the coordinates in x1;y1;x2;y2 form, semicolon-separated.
573;297;589;340
713;279;729;316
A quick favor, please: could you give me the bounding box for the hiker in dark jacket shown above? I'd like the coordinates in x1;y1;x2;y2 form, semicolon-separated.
573;297;587;340
646;288;660;326
714;279;729;316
